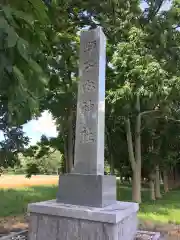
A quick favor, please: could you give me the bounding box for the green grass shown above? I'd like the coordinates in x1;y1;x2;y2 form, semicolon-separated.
117;182;180;224
0;185;58;217
1;183;180;224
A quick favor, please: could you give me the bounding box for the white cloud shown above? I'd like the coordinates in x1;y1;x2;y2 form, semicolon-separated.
33;111;57;137
0;111;58;145
23;111;58;145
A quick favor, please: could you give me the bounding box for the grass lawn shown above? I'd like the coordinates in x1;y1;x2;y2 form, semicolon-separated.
0;185;58;217
117;182;180;224
0;175;180;225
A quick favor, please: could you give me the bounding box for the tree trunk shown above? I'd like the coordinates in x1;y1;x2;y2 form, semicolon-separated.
125;112;141;203
163;169;169;193
60;122;70;174
149;173;155;200
106;125;115;175
132;169;141;203
67;109;74;173
110;153;115;175
168;168;174;190
63;139;69;173
125;118;136;172
134;95;142;203
174;167;180;188
155;165;162;198
149;179;155;200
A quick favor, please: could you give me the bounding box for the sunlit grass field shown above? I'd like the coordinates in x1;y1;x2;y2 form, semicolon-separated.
0;175;180;224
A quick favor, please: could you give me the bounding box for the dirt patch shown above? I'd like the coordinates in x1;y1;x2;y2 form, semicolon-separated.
140;220;180;239
0;215;28;234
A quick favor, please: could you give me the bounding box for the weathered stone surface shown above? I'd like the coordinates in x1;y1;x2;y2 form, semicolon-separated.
28;214;38;240
79;220;103;240
56;27;116;208
36;215;58;240
73;27;106;175
103;213;138;240
57;218;79;240
28;200;139;224
28;206;138;240
57;174;116;207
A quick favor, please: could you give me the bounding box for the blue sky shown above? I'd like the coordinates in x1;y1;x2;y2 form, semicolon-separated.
18;1;172;145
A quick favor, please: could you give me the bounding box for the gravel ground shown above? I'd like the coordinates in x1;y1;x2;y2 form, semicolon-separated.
135;231;161;240
0;230;164;240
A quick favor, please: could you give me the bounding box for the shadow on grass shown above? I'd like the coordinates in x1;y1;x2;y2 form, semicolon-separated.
0;185;58;217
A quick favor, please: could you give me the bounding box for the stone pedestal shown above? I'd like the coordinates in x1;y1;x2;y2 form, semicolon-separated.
57;174;116;207
28;200;139;240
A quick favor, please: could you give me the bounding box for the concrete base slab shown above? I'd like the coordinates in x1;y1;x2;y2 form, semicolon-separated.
57;174;116;207
28;200;139;240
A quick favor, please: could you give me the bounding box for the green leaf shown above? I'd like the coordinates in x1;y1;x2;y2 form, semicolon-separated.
2;6;13;22
28;0;49;24
0;30;5;50
29;59;43;73
0;53;9;75
17;38;30;62
39;76;48;85
6;26;18;48
2;6;19;29
0;16;9;29
12;10;34;26
0;16;18;48
13;65;25;84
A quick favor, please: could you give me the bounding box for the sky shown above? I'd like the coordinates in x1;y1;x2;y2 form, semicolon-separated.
140;0;171;11
23;111;58;145
14;0;172;145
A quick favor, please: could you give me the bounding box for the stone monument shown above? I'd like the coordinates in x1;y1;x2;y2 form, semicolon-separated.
28;27;139;240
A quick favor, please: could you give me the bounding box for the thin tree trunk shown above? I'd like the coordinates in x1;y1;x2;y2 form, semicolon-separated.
168;168;174;190
134;95;142;203
64;139;69;173
125;118;136;172
149;180;155;200
106;125;115;175
125;114;141;203
60;122;69;174
174;168;180;188
163;169;169;193
67;109;74;173
149;173;155;200
132;168;141;203
155;165;162;198
110;152;115;175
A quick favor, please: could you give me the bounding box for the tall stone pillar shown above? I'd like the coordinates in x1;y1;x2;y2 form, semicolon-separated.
28;27;139;240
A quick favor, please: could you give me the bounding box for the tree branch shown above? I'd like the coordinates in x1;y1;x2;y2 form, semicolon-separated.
146;0;165;21
166;118;180;123
47;149;56;157
153;116;180;123
140;110;161;117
